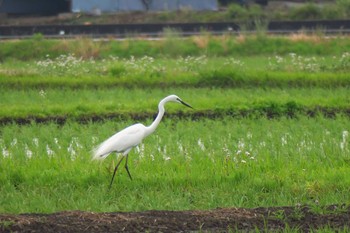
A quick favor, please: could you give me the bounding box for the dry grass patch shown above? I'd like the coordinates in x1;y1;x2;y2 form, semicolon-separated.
288;32;325;43
192;35;209;49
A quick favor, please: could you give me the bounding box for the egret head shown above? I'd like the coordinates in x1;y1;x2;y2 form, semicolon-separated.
167;94;193;109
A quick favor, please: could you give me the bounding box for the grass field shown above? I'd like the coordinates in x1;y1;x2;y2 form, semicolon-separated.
0;36;349;217
1;117;349;213
0;87;349;121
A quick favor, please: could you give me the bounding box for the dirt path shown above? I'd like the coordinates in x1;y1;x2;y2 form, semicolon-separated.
1;205;349;232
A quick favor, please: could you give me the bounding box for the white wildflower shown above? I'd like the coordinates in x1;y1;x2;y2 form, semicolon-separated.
46;144;55;156
33;138;39;147
2;147;10;157
197;138;206;151
10;138;17;147
39;89;46;98
25;144;33;158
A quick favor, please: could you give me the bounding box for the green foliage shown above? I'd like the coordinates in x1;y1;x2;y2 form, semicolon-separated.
336;0;350;17
290;3;323;20
248;4;265;20
168;1;350;21
227;3;266;21
227;4;249;20
321;3;345;20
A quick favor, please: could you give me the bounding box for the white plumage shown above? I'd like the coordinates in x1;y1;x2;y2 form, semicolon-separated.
92;94;192;188
93;123;146;160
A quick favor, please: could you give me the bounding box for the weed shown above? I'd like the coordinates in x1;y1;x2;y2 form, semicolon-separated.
0;220;14;231
270;209;286;221
290;206;305;221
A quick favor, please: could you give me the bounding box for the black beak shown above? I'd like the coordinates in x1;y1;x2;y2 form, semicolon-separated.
179;99;193;109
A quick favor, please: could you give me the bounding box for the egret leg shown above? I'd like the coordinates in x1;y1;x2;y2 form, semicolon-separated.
124;154;133;180
109;156;125;189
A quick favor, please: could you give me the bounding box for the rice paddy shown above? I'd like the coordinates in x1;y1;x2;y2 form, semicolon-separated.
1;117;349;213
0;35;349;215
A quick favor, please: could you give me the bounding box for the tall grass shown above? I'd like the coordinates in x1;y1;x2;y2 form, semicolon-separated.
1;35;350;61
0;117;349;213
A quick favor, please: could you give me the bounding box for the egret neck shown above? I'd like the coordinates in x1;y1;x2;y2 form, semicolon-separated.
145;97;168;136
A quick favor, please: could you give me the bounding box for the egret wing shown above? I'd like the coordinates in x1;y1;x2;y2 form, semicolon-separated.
92;123;146;160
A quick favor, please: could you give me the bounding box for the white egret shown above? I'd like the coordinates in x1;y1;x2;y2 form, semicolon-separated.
92;94;193;188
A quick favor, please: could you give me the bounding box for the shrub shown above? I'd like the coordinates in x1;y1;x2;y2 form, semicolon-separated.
336;0;350;18
227;3;249;20
248;4;265;20
321;4;345;20
290;3;323;20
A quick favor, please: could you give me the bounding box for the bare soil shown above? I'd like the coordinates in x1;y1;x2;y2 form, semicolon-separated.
1;205;350;232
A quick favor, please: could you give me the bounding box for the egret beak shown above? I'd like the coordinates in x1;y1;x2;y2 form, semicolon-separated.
179;99;193;109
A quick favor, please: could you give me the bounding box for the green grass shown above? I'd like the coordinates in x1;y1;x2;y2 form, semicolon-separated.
1;35;350;218
1;55;350;90
0;116;349;213
1;35;350;61
1;53;349;122
0;87;349;121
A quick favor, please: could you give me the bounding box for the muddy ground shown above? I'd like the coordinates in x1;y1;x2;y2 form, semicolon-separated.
1;205;350;232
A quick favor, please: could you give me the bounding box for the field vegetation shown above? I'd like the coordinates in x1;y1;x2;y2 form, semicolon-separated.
0;34;349;220
1;33;350;61
1;117;349;213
